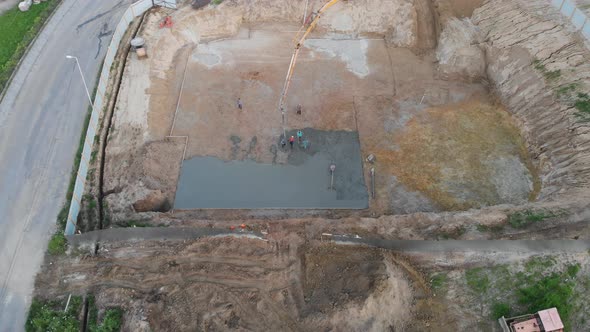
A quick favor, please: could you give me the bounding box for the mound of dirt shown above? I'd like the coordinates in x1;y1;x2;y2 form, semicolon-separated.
302;245;417;331
436;18;485;81
301;245;387;316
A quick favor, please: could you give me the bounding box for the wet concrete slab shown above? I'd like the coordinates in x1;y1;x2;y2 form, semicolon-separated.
175;129;368;209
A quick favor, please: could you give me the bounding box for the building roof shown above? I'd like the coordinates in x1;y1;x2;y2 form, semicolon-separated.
511;318;541;332
538;308;564;331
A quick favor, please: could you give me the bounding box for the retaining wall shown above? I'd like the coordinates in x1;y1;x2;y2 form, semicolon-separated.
550;0;590;40
65;0;176;235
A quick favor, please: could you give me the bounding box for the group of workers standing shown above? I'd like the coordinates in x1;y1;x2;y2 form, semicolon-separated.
281;129;309;150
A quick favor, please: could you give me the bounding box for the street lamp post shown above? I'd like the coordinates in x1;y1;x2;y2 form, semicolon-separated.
65;55;93;105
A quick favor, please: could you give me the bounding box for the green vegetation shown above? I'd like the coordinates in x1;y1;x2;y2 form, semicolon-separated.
91;150;98;163
518;272;577;326
524;256;556;273
87;295;123;332
567;264;581;278
491;302;511;319
26;296;82;332
507;210;555;229
430;273;447;292
119;220;150;227
476;223;504;233
466;267;490;294
27;296;123;332
549;77;590;121
544;69;561;80
532;59;561;81
47;232;67;255
556;82;579;98
574;93;590;120
464;256;583;330
0;1;61;93
212;0;224;5
88;198;97;210
93;309;123;332
438;226;466;239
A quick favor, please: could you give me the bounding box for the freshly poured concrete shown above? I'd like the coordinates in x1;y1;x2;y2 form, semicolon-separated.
175;129;368;209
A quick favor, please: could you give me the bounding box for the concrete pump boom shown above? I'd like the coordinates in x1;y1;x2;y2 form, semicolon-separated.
278;0;342;137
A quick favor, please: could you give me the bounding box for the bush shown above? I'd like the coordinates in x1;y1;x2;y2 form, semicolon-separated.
508;210;554;229
567;264;581;278
430;273;447;291
26;297;81;332
47;233;66;255
518;272;576;329
87;295;123;332
491;302;511;319
575;93;590;116
94;308;123;332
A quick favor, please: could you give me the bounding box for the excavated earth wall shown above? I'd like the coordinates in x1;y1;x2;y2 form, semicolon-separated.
472;0;590;202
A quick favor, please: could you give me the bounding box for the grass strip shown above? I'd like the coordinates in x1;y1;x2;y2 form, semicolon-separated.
0;0;62;94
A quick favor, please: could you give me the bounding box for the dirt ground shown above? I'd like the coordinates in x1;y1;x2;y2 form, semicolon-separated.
36;236;448;331
104;0;537;218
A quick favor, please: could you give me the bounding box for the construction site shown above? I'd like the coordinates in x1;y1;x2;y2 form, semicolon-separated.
103;0;539;217
29;0;590;330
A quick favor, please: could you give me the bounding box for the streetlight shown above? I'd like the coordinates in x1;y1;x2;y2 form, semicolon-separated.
65;55;93;105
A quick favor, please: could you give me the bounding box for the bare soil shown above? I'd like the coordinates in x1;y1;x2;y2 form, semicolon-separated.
104;1;537;218
36;236;448;331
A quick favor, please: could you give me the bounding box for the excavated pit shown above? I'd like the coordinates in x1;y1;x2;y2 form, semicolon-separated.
102;0;590;222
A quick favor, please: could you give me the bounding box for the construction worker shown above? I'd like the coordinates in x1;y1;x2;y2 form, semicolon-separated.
289;135;295;148
297;130;303;143
302;139;309;150
237;98;243;110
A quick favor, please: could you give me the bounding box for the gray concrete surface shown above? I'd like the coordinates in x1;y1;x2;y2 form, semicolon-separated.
0;0;131;330
175;129;368;209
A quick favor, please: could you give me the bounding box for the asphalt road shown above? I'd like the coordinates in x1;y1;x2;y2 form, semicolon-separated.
0;0;131;330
